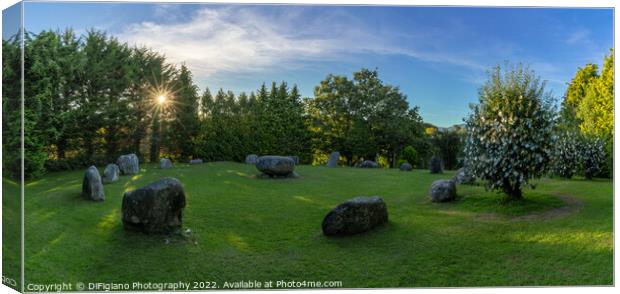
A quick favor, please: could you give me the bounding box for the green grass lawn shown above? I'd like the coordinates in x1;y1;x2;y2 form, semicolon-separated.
17;162;613;288
2;177;21;290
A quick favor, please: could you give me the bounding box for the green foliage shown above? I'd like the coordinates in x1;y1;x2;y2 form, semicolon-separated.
576;51;614;178
2;35;23;179
576;50;614;141
579;135;606;180
194;82;312;163
560;49;613;178
4;29;182;177
401;145;418;167
309;68;424;167
256;82;311;159
560;63;598;130
464;64;556;200
164;64;200;161
550;131;579;179
429;126;464;170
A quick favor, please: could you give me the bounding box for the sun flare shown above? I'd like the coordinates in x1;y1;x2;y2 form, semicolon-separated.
157;95;167;105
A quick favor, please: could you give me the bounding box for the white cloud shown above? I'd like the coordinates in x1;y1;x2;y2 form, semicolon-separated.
117;6;487;79
566;28;591;45
119;7;347;77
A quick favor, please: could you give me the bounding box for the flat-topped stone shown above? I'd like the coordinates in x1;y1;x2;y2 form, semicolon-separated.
287;156;300;165
245;154;258;164
400;162;413;171
255;156;296;178
359;160;379;168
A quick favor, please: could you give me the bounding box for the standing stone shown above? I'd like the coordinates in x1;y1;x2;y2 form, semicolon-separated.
429;156;443;174
322;196;388;236
82;166;105;201
430;179;457;202
327;152;340;167
116;153;140;175
189;159;203;164
245;154;258;164
359;160;379;168
122;177;186;234
103;163;119;184
287;156;300;165
399;162;413;171
255;156;297;178
453;167;475;184
160;158;173;169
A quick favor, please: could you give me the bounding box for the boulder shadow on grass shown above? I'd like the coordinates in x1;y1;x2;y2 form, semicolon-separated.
316;221;394;244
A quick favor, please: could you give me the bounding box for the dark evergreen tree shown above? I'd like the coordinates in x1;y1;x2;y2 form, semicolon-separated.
163;64;200;160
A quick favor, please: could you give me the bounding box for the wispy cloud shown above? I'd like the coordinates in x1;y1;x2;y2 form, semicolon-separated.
117;6;487;79
566;28;591;45
119;7;344;77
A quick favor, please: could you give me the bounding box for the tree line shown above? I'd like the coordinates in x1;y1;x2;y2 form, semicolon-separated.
2;28;612;190
554;50;614;178
2;29;433;179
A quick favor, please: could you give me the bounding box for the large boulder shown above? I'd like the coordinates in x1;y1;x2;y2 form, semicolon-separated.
429;156;443;174
103;163;119;184
160;158;173;169
287;156;300;165
430;179;457;202
189;159;203;164
327;151;340;167
359;160;379;168
122;177;186;234
116;153;140;175
245;154;258;164
453;167;475;184
255;156;297;178
82;166;105;201
322;196;388;236
399;162;413;171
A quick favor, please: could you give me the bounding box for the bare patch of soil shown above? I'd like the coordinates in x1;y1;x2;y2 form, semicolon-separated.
475;195;583;222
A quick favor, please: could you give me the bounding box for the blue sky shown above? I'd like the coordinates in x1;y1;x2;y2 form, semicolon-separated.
15;2;614;127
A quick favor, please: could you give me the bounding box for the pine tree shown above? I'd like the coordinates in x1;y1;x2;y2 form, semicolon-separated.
164;64;200;160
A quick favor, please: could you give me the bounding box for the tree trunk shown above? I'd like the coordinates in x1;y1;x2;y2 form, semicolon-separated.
150;112;161;163
391;150;397;168
84;137;94;162
503;179;523;200
133;137;141;159
105;129;118;160
506;188;522;200
57;137;67;159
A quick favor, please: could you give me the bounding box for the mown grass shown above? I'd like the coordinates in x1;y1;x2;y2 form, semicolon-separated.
17;162;613;288
2;178;21;290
